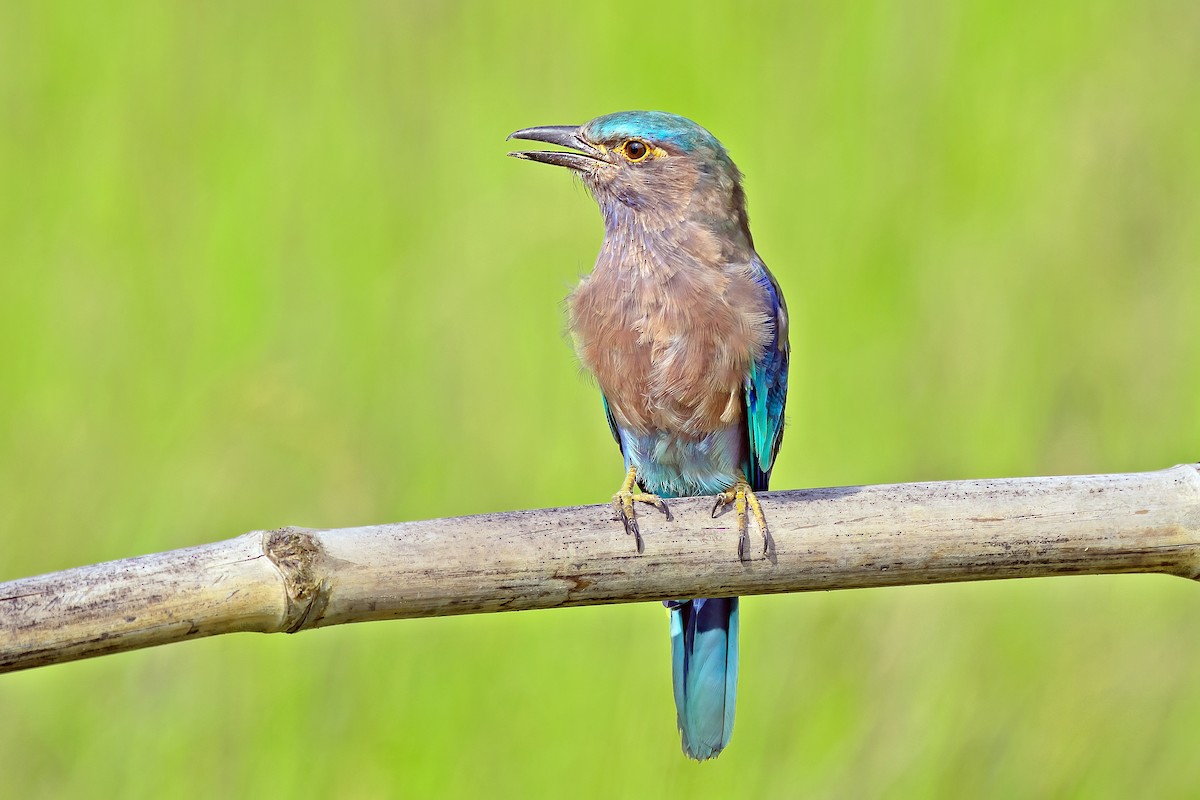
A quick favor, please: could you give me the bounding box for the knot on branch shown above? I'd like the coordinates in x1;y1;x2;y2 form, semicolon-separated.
263;527;329;633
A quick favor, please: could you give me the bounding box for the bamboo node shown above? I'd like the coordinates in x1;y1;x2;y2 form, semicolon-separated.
263;527;329;633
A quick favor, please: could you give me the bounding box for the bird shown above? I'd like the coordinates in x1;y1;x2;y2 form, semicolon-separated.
507;111;789;761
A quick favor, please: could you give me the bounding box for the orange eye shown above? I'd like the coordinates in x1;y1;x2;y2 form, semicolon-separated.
624;140;649;161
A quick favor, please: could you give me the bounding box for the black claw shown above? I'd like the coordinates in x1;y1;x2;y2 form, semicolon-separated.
622;514;644;553
737;529;751;562
762;528;776;558
628;517;644;552
613;493;662;554
711;497;723;518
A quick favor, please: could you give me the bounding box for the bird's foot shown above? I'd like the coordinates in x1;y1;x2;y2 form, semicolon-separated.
712;479;775;561
611;466;670;553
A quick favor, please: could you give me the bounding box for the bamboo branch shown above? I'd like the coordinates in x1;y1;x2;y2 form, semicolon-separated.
3;464;1200;673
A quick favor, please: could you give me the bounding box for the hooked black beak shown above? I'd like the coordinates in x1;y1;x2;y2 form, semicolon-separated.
507;125;607;170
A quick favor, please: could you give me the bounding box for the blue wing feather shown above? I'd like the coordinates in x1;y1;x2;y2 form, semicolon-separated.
601;394;623;452
743;257;789;493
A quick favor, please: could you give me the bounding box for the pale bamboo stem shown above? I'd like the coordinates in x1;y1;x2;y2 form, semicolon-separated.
3;464;1199;673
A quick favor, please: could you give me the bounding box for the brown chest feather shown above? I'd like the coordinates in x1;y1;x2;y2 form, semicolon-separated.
568;260;772;438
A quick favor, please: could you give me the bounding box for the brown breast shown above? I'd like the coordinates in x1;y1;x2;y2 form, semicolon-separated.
568;253;773;439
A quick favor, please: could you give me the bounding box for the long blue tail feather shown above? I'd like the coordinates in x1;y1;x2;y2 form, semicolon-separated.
667;597;739;760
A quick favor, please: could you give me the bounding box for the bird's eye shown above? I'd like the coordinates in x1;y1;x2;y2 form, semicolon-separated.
624;140;649;162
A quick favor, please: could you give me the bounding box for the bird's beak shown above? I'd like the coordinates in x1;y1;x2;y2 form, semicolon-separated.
506;125;607;171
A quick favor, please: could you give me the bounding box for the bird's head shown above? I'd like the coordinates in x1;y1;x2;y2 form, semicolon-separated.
508;111;750;242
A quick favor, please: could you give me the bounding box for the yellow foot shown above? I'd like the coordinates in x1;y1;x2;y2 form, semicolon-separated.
711;479;776;561
611;466;671;553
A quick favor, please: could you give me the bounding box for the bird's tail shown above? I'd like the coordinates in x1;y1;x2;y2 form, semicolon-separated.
666;597;739;760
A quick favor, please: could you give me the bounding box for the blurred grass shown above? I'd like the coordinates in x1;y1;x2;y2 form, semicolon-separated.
2;1;1199;797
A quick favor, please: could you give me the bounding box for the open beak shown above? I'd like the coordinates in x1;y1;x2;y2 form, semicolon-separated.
507;125;607;171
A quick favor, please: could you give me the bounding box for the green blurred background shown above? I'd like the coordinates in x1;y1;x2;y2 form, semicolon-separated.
2;1;1199;797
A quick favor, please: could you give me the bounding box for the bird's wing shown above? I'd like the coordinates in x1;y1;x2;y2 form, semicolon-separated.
601;393;624;455
743;257;789;493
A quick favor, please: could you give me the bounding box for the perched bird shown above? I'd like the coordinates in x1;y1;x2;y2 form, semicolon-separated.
508;112;789;761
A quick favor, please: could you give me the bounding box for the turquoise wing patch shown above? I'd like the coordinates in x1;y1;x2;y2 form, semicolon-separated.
743;258;789;492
